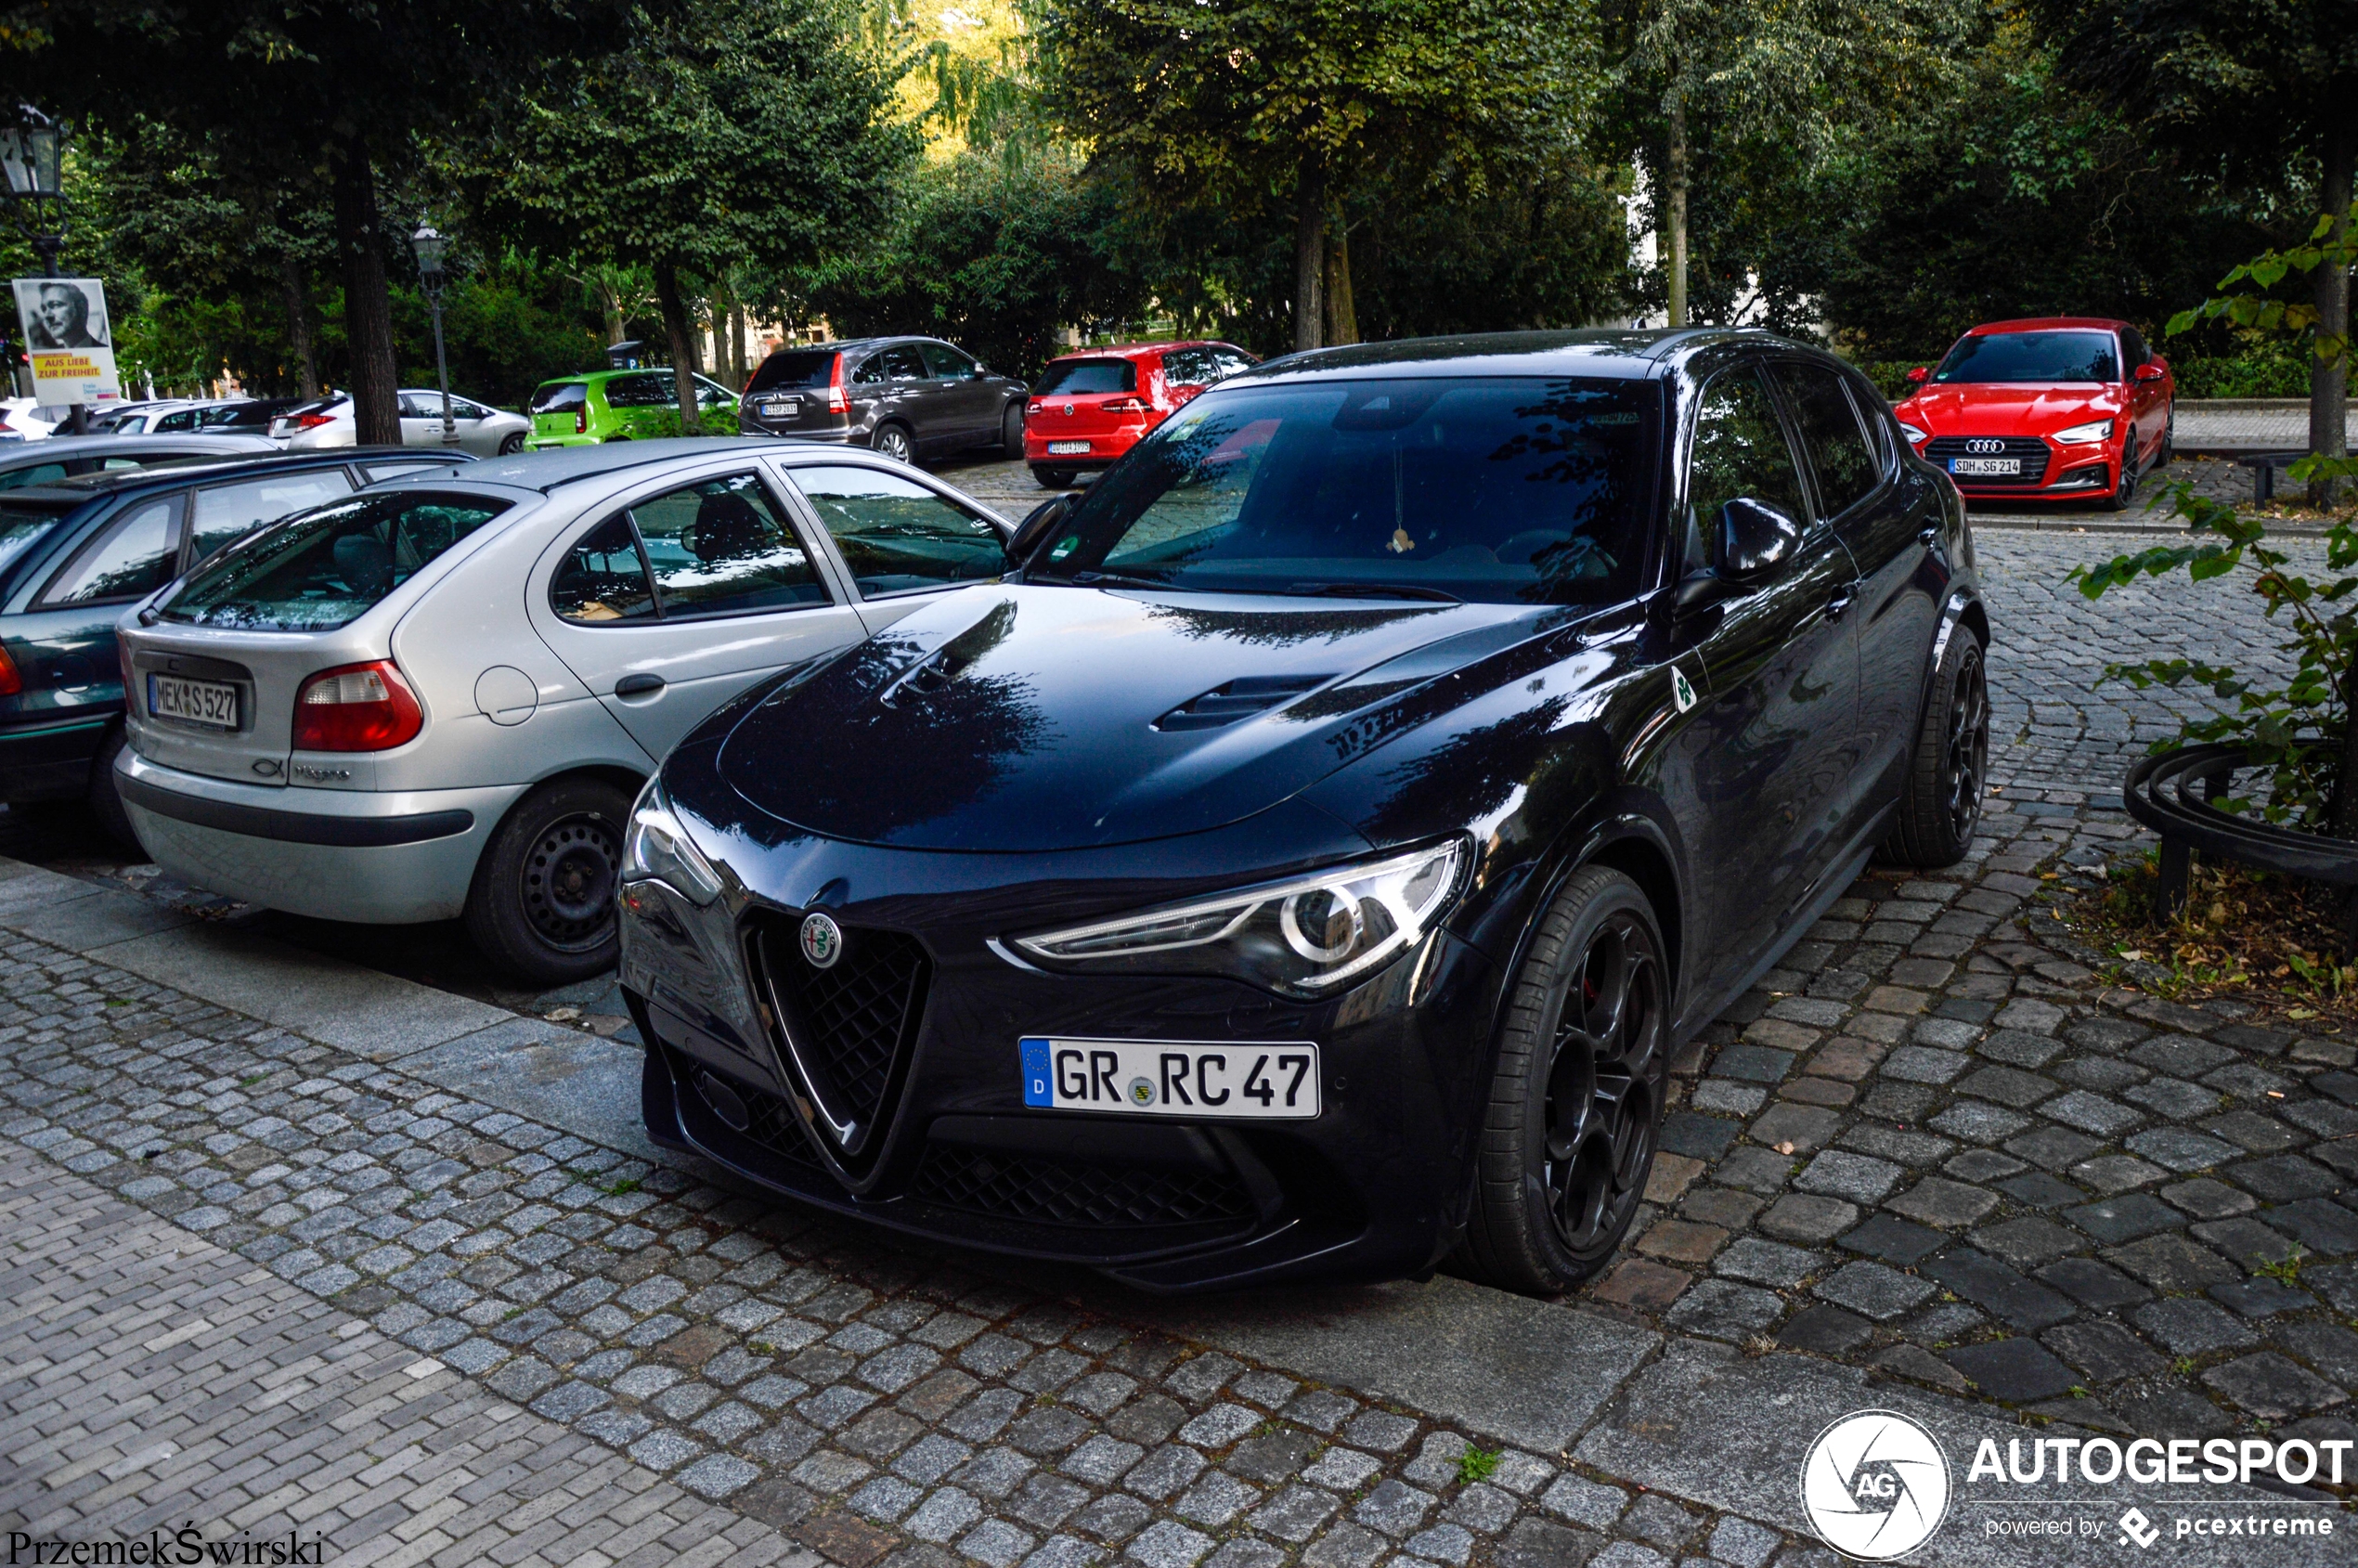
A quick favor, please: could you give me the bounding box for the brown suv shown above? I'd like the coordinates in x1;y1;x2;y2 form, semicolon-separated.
739;337;1030;465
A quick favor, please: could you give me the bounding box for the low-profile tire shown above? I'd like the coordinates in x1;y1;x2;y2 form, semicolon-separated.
872;423;915;464
87;726;143;855
2157;410;2175;468
1031;465;1074;489
1001;405;1025;460
1884;631;1989;867
462;776;631;984
1458;865;1670;1296
499;432;526;455
2103;445;2139;512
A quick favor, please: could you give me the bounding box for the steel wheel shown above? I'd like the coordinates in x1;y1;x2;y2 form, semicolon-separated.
521;813;620;952
1541;911;1665;1256
1943;643;1989;844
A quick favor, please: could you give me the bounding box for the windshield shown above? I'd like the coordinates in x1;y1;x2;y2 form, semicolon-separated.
746;350;838;394
1035;358;1136;395
1933;330;2120;385
1027;377;1657;605
157;490;511;630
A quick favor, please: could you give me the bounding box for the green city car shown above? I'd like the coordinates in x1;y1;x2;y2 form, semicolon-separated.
527;369;741;448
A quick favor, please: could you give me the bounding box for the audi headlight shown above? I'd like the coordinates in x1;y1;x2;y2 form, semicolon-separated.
2054;418;2115;445
1897;422;1928;446
621;780;723;906
1011;839;1469;997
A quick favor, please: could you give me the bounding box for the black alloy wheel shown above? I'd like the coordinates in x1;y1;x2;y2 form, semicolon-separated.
1460;865;1668;1294
873;424;914;463
2105;442;2140;512
1885;632;1988;867
463;776;632;982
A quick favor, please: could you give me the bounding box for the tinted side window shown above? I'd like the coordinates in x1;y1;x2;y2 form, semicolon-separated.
1211;348;1255;378
1688;367;1807;566
851;354;888;386
787;465;1004;597
2120;328;2148;368
880;345;927;381
0;461;66;490
1777;366;1879;518
919;343;977;380
551;513;656;623
188;469;356;565
41;498;180;605
631;473;828;619
603;374;672;409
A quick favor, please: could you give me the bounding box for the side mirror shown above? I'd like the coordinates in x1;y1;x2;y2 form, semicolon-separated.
2135;363;2165;382
1007;493;1076;568
1905;367;1930;386
1718;497;1803;580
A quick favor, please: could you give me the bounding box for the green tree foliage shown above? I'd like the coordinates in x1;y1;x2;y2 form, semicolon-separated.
813;149;1147;380
464;0;916;429
0;0;641;438
2030;0;2358;496
1030;0;1605;350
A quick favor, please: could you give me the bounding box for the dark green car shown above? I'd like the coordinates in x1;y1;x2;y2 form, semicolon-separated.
527;369;740;447
0;448;468;842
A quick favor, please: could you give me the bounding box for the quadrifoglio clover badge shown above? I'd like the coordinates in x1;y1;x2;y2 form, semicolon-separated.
1800;1409;1953;1560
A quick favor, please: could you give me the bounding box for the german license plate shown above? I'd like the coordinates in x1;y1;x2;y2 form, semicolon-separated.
149;673;239;730
1046;440;1091;455
761;397;799;417
1950;457;2020;476
1020;1037;1320;1120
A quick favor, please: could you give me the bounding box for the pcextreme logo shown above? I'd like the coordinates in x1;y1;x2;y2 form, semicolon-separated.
1800;1409;1953;1561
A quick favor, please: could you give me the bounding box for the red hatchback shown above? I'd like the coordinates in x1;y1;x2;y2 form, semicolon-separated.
1024;340;1258;487
1891;317;2175;510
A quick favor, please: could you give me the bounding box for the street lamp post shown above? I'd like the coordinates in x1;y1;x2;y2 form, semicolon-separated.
408;222;458;446
0;107;78;431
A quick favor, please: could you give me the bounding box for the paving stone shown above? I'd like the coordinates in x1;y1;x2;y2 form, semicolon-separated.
2207;1277;2316;1317
2041;1321;2167;1383
1812;1262;1935;1321
1749;1103;1841;1153
1251;1487;1342;1544
2041;1090;2143;1136
2160;1177;2258;1219
1942;1339;2079;1403
1920;1250;2076;1330
2065;1192;2183;1244
1757;1195;1858;1243
1539;1474;1628;1530
1927;1103;2031;1145
2106;1233;2240;1291
1793;1151;1902;1205
2201;1353;2347;1419
1714;1238;1820;1288
1705;1517;1780;1568
1777;1305;1872;1354
2070;1153;2168;1194
1835;1213;1944;1266
1665;1279;1786;1341
2005;1125;2103;1170
2134;1297;2261;1356
1880;1047;1969;1084
1885;1177;1999;1229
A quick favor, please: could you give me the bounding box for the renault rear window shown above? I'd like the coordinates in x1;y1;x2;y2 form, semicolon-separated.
156;491;511;630
1035;358;1137;395
746;350;838;394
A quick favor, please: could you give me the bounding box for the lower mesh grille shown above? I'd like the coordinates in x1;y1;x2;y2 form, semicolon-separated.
910;1142;1257;1229
689;1062;825;1171
748;917;930;1140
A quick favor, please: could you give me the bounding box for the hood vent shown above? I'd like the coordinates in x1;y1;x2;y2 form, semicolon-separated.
1155;674;1333;732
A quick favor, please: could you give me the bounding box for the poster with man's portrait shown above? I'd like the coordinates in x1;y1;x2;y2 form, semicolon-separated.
12;278;119;404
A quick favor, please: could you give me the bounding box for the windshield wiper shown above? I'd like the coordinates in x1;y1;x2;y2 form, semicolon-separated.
1286;581;1462;604
1068;570;1176;590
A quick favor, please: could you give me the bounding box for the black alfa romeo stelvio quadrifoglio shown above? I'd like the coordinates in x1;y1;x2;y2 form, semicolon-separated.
615;329;1992;1295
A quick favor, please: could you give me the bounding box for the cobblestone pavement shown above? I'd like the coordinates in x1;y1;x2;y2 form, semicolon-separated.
0;1147;810;1568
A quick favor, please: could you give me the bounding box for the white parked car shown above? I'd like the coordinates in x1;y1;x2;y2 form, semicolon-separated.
1;398;67;440
114;439;1013;981
272;390;532;457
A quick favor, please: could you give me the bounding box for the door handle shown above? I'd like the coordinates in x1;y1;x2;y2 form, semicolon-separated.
615;673;665;697
1826;586;1857;622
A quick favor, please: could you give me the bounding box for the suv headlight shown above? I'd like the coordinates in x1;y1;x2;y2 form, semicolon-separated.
2054;418;2115;445
621;780;723;906
1011;839;1469;997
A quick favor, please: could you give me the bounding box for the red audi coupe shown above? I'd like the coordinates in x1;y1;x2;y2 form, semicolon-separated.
1024;339;1258;488
1891;317;2175;510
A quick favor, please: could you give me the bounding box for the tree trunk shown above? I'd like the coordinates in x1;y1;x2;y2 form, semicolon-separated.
1294;157;1326;353
1665;93;1691;330
595;277;625;348
1325;226;1359;346
280;253;320;400
730;295;750;386
653;259;703;434
328;134;399;446
708;281;732;387
2310;123;2352;512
